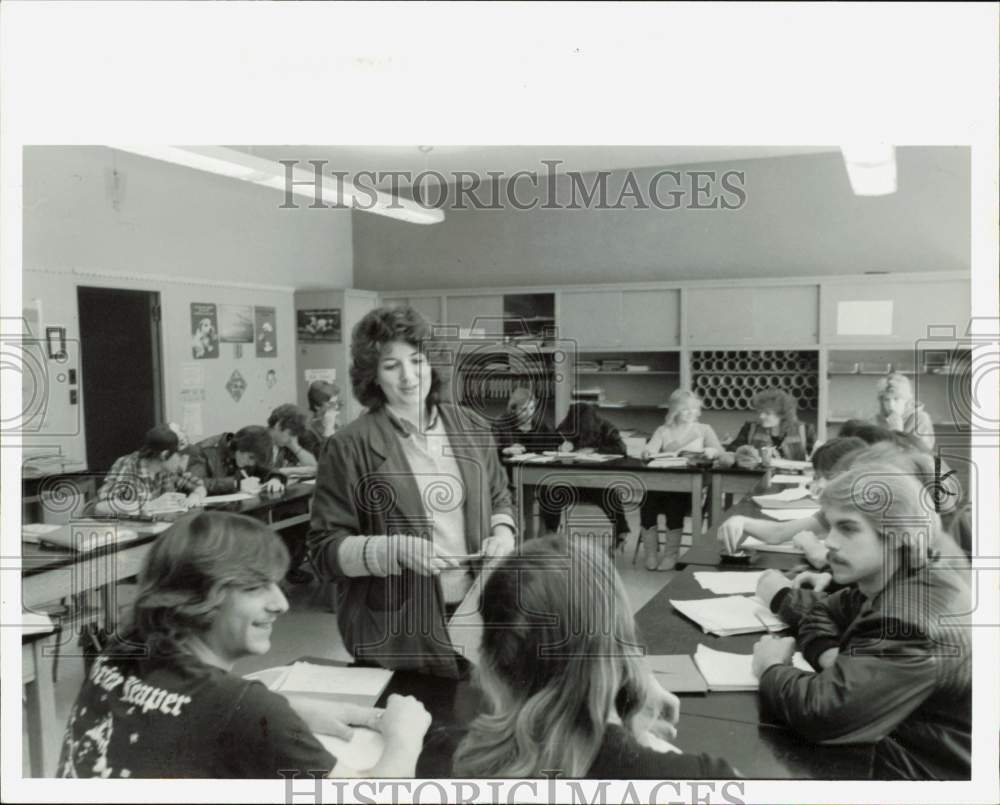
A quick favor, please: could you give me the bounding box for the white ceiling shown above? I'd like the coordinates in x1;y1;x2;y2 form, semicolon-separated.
228;145;840;188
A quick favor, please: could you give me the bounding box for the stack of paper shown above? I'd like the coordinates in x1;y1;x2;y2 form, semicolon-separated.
760;507;822;522
274;662;393;708
504;452;543;462
647;457;689;469
741;536;806;554
571;453;619;462
693;571;765;595
670;595;787;636
693;645;813;691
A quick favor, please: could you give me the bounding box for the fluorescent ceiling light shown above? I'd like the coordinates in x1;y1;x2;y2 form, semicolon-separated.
840;144;897;196
111;145;444;224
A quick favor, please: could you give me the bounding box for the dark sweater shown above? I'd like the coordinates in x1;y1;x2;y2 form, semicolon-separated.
417;722;737;779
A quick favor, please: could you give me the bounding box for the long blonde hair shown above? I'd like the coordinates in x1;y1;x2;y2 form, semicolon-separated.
663;389;703;428
453;536;666;778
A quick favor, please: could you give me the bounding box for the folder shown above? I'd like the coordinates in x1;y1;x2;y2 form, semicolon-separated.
644;654;709;694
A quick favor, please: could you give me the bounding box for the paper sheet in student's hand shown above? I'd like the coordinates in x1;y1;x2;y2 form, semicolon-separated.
693;571;766;595
315;727;385;772
770;473;814;486
760;507;822;521
693;644;813;691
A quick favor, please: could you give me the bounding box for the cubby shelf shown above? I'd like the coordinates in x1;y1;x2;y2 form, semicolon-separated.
576;371;679;376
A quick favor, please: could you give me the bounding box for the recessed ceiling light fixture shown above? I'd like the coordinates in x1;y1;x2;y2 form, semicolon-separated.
110;145;445;224
840;144;897;196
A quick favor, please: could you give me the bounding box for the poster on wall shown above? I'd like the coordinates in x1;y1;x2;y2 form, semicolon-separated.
219;304;255;343
297;309;341;343
226;370;247;402
190;303;220;359
255;306;278;357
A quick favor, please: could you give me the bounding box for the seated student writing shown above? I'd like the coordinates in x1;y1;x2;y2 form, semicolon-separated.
189;426;285;496
639;389;722;571
57;511;431;778
717;436;866;561
267;403;319;469
726;388;815;461
542;402;630;548
435;535;738;779
491;387;562;459
94;425;207;517
750;465;971;780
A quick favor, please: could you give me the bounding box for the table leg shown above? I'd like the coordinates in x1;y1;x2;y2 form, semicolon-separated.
690;473;705;547
24;635;58;777
710;477;723;529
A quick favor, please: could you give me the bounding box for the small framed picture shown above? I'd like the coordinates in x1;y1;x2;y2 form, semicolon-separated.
46;326;66;360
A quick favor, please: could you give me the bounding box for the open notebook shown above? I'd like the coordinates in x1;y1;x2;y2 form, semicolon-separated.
670;595;787;637
693;644;814;691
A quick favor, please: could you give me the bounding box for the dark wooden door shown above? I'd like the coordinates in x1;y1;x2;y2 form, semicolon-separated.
78;286;163;472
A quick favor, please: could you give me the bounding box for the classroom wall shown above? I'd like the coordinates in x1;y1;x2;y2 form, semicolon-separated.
353;147;970;290
21;146;353;467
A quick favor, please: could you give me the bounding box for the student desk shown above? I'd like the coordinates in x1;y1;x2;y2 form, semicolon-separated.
510;457;705;545
22;624;58;777
707;466;769;527
631;566;874;777
20;482;316;613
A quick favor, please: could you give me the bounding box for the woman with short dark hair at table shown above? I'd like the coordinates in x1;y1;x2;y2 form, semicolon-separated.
307;305;516;679
58;511;431;778
306;380;342;453
751;465;970;780
726;388;814;461
442;535;738;778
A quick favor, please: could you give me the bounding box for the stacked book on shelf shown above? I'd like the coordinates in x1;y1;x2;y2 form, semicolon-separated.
576;361;601;372
625;364;650;373
600;359;627;371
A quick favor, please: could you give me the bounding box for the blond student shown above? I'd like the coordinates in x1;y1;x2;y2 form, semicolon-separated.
871;372;935;451
639;390;722;570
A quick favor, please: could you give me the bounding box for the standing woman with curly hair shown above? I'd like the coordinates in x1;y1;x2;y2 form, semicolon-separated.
57;511;430;778
727;388;815;461
307;305;516;679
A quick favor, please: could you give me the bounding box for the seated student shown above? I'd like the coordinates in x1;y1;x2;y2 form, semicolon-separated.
751;465;971;780
306;380;342;454
94;425;207;516
267;403;320;469
189;426;285;496
57;511;431;778
431;535;738;779
726;388;815;461
543;402;630;547
717;436;866;558
491;387;562;459
639;389;722;571
872;371;935;451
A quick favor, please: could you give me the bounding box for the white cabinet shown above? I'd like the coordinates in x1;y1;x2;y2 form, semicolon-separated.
687;285;818;346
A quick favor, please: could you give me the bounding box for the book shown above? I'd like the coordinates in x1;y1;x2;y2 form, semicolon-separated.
647;457;689;469
274;662;393;708
669;595;787;637
693;645;813;691
644;654;709;694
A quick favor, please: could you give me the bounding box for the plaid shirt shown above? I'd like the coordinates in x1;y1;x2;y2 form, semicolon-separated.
97;451;204;508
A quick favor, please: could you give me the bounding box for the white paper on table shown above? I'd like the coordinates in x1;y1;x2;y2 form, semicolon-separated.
315;728;385;772
203;492;255;504
693;645;813;691
504;452;542;462
770;473;813;486
741;536;806;554
693;571;766;595
836;300;893;336
753;487;814;505
21;611;55;637
647;457;689;469
760;507;823;522
571;453;619;462
22;523;64;543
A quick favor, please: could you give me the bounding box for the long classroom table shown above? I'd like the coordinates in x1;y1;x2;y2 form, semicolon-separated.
511;457;705;544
